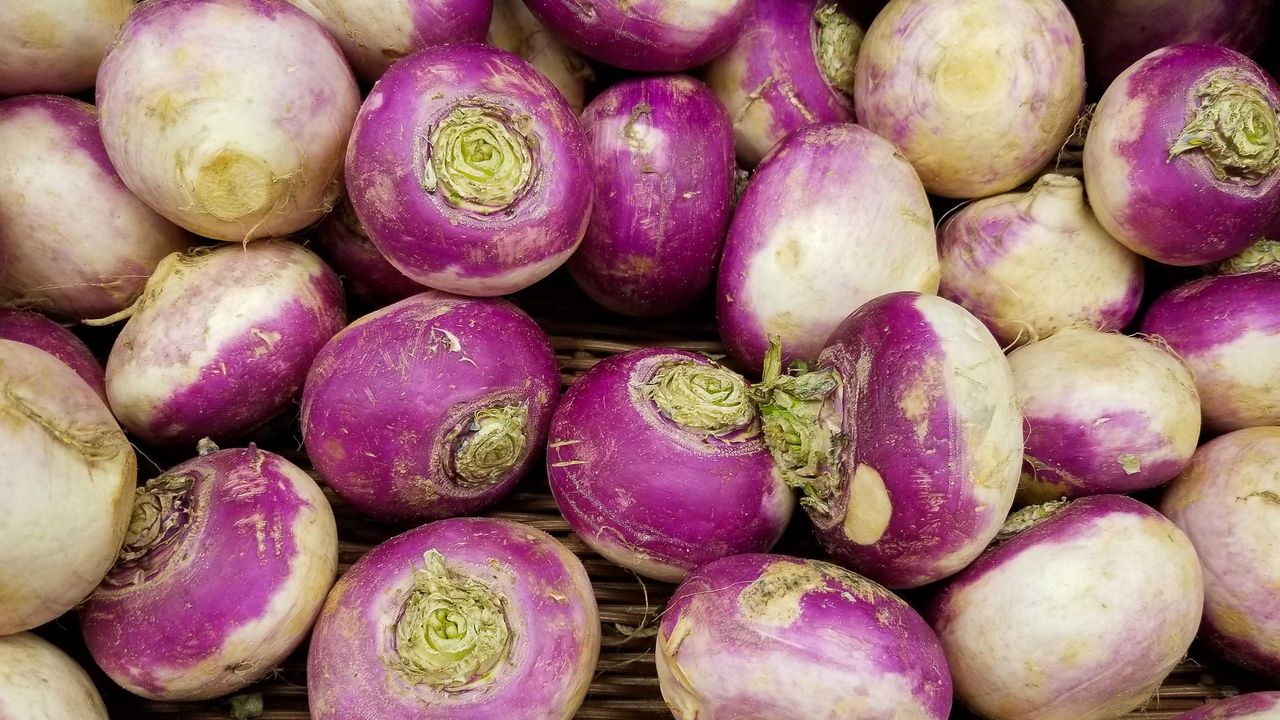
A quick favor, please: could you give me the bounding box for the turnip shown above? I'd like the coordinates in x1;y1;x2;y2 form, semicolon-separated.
717;123;939;376
0;309;106;402
938;174;1145;348
1085;44;1280;266
703;0;864;166
308;517;598;720
346;43;591;297
656;553;952;719
0;340;136;635
1172;693;1280;720
81;446;337;701
100;241;345;446
521;0;750;72
1065;0;1277;88
288;0;492;82
96;0;360;242
1162;427;1280;676
0;95;191;320
546;348;792;582
0;633;109;720
1141;248;1280;432
569;76;734;317
0;0;134;96
1010;328;1201;503
302;291;559;522
752;292;1022;588
930;495;1204;720
487;0;592;114
311;197;424;308
853;0;1085;198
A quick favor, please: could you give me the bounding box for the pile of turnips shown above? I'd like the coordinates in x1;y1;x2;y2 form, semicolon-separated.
0;0;1278;719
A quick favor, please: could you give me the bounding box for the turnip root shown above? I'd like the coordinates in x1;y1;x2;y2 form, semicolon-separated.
1172;693;1280;720
0;633;109;720
0;0;134;96
310;198;424;308
0;309;106;402
487;0;592;113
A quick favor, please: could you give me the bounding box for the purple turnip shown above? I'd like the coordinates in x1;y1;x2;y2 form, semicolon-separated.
854;0;1085;198
0;633;109;719
96;0;360;242
308;517;598;720
0;1;134;96
1172;693;1280;720
302;291;559;522
0;95;191;319
546;348;793;582
752;292;1022;588
100;241;346;446
1085;44;1280;266
569;76;734;317
310;197;424;308
717;123;939;376
938;174;1145;347
930;495;1204;720
703;0;864;166
0;309;106;402
81;446;338;701
1162;427;1280;676
656;553;952;719
346;43;591;297
0;340;136;635
487;0;592;113
1010;328;1201;503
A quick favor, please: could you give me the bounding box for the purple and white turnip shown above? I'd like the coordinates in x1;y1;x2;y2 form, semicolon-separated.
1171;692;1280;720
96;0;360;242
546;348;793;582
1085;44;1280;266
752;292;1022;588
308;517;598;720
310;197;424;308
930;495;1204;720
346;43;591;297
0;340;136;636
1162;427;1280;676
570;76;735;317
717;123;939;375
0;95;191;319
0;309;106;402
657;553;952;719
0;0;134;96
938;174;1145;347
0;633;109;719
487;0;592;113
854;0;1086;198
302;291;559;522
81;446;338;701
101;241;346;446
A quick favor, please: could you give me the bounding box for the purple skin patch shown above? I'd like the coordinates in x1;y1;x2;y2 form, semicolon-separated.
570;75;734;317
80;447;337;701
345;42;591;297
309;198;425;308
302;291;560;523
521;0;750;71
657;553;952;720
1170;692;1280;720
307;517;599;720
0;309;106;402
546;348;792;582
1084;44;1280;266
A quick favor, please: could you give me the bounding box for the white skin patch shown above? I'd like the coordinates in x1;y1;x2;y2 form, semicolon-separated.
843;464;893;545
1193;330;1280;431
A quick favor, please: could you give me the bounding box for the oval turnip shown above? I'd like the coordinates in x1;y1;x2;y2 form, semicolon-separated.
1172;692;1280;720
311;198;424;308
546;348;793;582
0;309;106;402
487;0;592;113
308;517;598;720
346;43;591;297
0;0;134;96
0;633;109;720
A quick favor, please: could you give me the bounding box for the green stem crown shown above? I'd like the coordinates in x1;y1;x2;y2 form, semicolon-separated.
644;362;756;436
996;499;1070;541
452;405;529;487
423;102;536;214
1217;237;1280;275
813;4;864;100
1170;76;1280;184
107;473;195;586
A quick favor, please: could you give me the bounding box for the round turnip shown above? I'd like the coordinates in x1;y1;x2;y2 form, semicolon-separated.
717;123;939;376
0;309;106;402
1172;692;1280;720
1010;328;1201;503
853;0;1085;198
101;241;345;446
1085;44;1280;266
1162;427;1280;676
310;197;424;308
487;0;592;113
0;95;191;319
657;553;952;719
570;76;734;317
302;291;559;522
0;0;134;96
308;517;598;720
96;0;360;241
703;0;864;166
0;633;109;720
938;174;1145;348
346;43;591;297
0;340;136;635
930;495;1204;720
546;348;793;582
81;446;337;701
752;292;1022;588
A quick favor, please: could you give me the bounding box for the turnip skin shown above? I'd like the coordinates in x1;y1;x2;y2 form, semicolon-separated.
0;0;134;96
310;198;424;308
0;633;109;720
0;309;106;402
1171;692;1280;720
